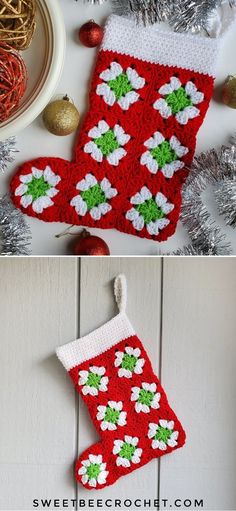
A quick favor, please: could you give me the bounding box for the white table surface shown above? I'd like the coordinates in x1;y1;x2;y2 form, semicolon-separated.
2;0;236;256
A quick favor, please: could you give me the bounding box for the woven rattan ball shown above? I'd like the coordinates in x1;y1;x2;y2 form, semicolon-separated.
0;0;36;51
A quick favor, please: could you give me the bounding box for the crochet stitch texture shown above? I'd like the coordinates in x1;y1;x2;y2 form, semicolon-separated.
10;15;218;242
56;275;186;490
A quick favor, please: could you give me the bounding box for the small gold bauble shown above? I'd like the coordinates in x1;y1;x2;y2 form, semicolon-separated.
222;76;236;109
43;96;80;136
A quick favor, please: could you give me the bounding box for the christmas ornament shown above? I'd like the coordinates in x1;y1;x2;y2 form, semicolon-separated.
0;43;27;123
11;14;227;242
0;195;31;255
42;96;80;136
0;0;36;50
0;137;18;173
56;226;110;255
222;75;236;108
79;20;104;48
73;229;110;255
57;274;186;489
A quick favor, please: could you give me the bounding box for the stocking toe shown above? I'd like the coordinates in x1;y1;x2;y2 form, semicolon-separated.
10;157;71;223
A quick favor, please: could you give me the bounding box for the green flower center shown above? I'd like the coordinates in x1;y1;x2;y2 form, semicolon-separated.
86;372;102;389
155;426;173;443
26;176;50;201
86;463;101;480
81;184;106;210
119;442;136;461
108;73;133;101
136;198;165;225
104;406;120;424
95;129;119;156
138;389;154;406
121;353;137;372
166;87;192;114
151;141;177;169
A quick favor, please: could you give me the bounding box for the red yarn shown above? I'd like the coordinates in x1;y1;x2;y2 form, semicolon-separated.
10;50;214;242
69;335;186;489
0;43;27;123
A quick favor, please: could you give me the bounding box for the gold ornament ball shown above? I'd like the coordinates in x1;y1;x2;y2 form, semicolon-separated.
43;96;80;136
222;76;236;109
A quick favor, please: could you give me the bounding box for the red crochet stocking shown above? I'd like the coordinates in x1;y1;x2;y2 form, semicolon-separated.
56;275;186;490
10;15;218;242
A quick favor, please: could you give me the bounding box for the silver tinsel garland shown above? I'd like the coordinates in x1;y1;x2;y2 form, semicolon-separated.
0;195;32;256
177;137;236;255
169;0;222;33
215;179;236;227
0;137;18;174
111;0;235;34
0;138;31;255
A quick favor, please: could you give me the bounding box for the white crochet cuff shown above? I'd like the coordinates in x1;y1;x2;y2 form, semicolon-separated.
101;15;220;77
56;312;135;371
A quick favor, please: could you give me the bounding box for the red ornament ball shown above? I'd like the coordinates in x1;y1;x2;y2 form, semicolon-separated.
73;230;110;256
79;20;103;48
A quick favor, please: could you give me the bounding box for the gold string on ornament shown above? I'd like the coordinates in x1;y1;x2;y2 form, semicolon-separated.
0;0;36;50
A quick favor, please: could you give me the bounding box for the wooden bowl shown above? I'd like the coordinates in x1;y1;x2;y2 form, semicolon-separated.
0;0;66;141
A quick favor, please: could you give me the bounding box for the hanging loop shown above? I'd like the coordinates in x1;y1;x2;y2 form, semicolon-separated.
114;274;127;313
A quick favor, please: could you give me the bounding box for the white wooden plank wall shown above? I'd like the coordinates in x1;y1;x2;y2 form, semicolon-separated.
160;258;236;510
0;258;78;510
0;257;235;511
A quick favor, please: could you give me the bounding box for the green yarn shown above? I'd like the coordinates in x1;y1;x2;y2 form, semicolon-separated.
121;353;137;372
81;184;106;210
136;198;165;225
86;372;101;389
138;389;154;407
95;129;119;156
104;406;120;424
86;463;101;480
119;442;136;460
155;426;173;443
108;73;133;101
151;141;177;169
166;87;192;114
26;176;50;200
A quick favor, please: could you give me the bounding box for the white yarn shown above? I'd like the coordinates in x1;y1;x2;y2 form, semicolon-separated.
102;15;219;77
114;274;127;313
56;312;135;371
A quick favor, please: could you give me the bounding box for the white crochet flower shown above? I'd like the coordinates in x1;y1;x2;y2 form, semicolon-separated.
153;76;204;125
78;366;108;396
70;173;117;221
96;61;145;110
148;420;179;450
84;120;130;166
14;166;61;214
115;347;145;378
141;131;189;178
96;401;127;431
113;435;142;468
131;382;161;413
78;454;109;487
126;186;174;236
